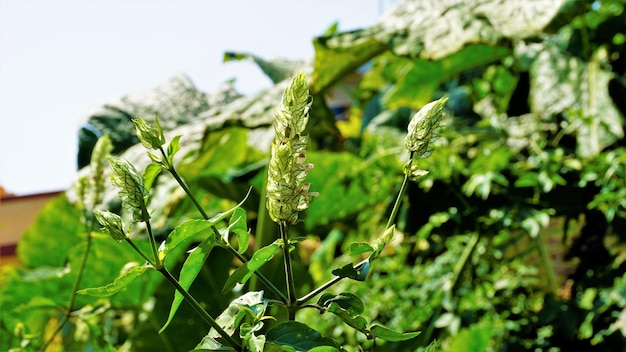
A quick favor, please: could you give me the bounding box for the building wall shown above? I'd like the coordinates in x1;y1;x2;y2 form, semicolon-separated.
0;191;62;267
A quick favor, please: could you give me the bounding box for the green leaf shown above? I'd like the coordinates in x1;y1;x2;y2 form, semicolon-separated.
158;219;215;262
331;262;369;282
348;243;374;255
369;225;395;262
194;336;235;351
167;135;182;162
318;292;369;335
318;292;365;316
447;322;493;352
222;242;280;293
160;234;220;333
228;207;250;254
384;45;509;109
312;27;387;94
370;324;421;342
207;291;267;339
266;321;340;351
77;264;152;297
143;163;162;192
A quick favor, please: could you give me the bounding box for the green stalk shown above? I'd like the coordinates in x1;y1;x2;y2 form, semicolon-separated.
158;267;242;350
42;220;94;351
280;221;298;319
144;217;161;269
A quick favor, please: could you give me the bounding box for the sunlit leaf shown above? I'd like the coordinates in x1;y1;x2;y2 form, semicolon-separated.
228;207;250;254
222;242;280;293
160;234;220;333
77;264;152;297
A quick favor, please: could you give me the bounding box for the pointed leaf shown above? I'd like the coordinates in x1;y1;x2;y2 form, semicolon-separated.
143;163;163;191
160;234;220;333
318;292;365;316
348;243;374;256
158;219;215;262
167;135;182;162
228;207;250;254
222;242;280;293
370;324;421;342
266;321;340;351
77;265;151;297
331;262;369;282
207;291;266;339
369;225;395;262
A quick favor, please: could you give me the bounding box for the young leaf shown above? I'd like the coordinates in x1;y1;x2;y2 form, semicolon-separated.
331;262;370;282
143;163;163;191
370;324;421;342
207;291;267;339
167;135;182;163
157;219;215;262
348;242;374;255
266;321;340;351
77;265;151;297
160;235;221;333
222;242;280;293
228;207;250;254
369;225;395;262
194;336;235;351
318;292;365;316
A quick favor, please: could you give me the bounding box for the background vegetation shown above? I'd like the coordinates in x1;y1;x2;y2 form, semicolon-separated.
1;0;625;350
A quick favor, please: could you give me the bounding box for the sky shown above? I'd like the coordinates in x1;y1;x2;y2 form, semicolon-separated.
0;0;395;196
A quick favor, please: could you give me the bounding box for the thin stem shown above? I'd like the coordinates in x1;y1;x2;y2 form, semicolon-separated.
158;267;241;350
144;218;161;269
279;221;297;319
125;237;156;266
42;221;94;351
297;258;369;305
168;166;210;220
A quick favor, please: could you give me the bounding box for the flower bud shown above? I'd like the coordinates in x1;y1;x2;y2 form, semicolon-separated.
93;209;126;242
405;97;447;158
108;156;150;222
132;117;165;150
266;72;317;224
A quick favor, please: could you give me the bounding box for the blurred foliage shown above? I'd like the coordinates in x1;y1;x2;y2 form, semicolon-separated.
2;0;626;350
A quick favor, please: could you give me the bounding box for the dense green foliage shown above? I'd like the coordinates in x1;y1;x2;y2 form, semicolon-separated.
2;0;626;350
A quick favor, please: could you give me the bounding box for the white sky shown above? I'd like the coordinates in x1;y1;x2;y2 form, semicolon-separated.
0;0;394;196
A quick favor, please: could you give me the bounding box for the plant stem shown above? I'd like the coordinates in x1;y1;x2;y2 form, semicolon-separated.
144;218;161;268
167;166;210;220
42;225;94;351
125;237;156;266
279;221;297;319
158;267;242;350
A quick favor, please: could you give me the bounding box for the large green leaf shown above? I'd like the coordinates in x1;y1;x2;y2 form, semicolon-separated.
382;45;510;108
303;151;399;230
265;321;340;351
160;234;221;333
17;194;83;268
370;324;421;342
312;27;387;94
